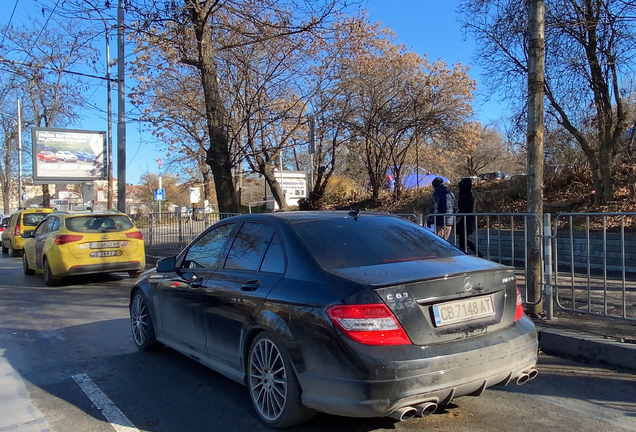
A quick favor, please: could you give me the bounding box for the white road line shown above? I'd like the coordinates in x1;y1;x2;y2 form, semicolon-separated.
72;373;139;432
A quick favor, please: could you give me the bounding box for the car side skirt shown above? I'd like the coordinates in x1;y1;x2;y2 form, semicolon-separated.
156;335;246;385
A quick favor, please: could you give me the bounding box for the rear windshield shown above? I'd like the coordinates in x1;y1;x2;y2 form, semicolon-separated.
23;213;48;226
65;215;134;233
291;215;462;270
2;217;9;226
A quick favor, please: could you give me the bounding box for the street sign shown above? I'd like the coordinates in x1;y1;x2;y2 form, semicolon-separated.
154;188;165;201
189;187;200;204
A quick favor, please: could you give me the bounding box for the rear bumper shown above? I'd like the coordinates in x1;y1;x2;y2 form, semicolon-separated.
298;317;538;418
65;261;143;276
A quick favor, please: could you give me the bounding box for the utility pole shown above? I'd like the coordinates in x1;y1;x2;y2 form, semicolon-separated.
527;0;545;314
117;0;126;213
17;99;22;209
106;25;113;210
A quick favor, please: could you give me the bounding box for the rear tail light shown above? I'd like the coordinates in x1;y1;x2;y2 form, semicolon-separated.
514;284;524;321
55;234;83;245
14;225;21;236
326;304;412;345
126;231;143;240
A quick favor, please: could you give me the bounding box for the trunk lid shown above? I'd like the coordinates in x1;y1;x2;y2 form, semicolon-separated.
332;256;518;345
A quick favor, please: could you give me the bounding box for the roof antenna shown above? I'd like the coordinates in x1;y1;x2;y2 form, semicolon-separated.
348;209;360;221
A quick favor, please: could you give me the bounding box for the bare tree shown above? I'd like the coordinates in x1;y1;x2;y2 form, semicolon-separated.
0;20;97;207
129;35;213;201
123;0;346;213
338;21;477;200
459;0;636;204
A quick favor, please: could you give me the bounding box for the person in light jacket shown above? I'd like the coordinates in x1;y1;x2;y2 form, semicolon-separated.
427;177;456;240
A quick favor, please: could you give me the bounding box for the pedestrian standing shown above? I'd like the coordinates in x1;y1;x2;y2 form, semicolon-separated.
456;177;478;254
427;177;456;240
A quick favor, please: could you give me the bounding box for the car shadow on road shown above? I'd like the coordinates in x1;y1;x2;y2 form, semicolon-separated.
0;319;402;432
495;354;636;418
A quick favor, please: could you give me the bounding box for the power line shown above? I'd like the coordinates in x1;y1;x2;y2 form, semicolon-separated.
0;57;116;82
0;0;20;48
23;0;62;63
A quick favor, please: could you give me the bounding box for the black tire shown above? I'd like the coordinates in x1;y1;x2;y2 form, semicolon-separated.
130;291;161;351
247;332;315;428
23;253;35;275
43;257;59;286
2;243;7;254
128;270;142;278
8;242;19;257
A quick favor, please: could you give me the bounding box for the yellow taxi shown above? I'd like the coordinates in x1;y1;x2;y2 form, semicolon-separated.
1;208;55;257
21;211;146;286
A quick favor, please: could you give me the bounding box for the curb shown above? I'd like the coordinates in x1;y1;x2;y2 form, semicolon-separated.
537;327;636;371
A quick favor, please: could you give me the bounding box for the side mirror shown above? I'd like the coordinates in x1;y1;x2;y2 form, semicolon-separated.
156;255;177;273
21;231;33;239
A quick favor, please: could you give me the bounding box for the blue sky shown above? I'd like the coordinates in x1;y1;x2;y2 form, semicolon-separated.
7;0;500;185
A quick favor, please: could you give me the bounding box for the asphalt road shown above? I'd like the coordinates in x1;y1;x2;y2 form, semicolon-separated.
0;254;635;432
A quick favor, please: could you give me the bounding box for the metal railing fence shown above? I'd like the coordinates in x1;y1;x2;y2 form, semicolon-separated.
126;209;635;322
425;212;544;306
552;212;636;321
128;212;239;248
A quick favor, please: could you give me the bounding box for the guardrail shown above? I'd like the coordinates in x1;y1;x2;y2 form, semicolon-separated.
128;212;239;248
552;212;636;321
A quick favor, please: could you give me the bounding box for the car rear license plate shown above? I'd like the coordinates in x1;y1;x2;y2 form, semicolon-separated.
90;241;120;249
90;250;122;258
432;295;495;327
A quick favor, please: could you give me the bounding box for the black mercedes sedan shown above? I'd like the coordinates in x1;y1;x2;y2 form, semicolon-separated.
129;211;538;428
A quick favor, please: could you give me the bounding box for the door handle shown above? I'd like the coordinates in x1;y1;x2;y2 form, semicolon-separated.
190;274;204;288
241;280;261;291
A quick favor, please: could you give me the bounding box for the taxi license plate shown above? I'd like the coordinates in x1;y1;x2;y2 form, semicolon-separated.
90;241;120;249
432;295;495;327
90;250;122;258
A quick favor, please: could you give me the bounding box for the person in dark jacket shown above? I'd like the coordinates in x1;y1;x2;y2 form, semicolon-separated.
456;177;477;254
427;177;456;240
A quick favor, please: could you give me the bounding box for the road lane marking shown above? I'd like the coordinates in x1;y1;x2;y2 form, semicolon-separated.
72;373;139;432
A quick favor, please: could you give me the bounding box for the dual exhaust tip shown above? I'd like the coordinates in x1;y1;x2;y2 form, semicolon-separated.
388;402;438;421
389;368;539;421
514;368;539;385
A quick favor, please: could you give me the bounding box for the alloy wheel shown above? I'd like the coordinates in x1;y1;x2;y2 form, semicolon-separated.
131;294;148;346
249;337;288;421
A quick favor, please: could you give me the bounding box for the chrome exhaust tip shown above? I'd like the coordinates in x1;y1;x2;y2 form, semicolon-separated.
414;402;438;417
515;373;530;385
388;406;417;421
526;369;538;381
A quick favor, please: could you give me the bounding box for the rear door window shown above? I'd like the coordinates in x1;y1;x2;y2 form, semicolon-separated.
224;223;275;271
65;215;134;232
259;234;285;274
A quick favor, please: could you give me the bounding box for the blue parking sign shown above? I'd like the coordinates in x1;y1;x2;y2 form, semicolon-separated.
154;188;165;201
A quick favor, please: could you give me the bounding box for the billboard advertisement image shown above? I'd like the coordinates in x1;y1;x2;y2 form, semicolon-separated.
32;128;106;183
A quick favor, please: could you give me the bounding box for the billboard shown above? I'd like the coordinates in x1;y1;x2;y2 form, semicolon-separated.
32;127;106;183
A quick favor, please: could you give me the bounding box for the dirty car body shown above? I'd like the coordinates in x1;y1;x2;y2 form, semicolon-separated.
130;211;538;427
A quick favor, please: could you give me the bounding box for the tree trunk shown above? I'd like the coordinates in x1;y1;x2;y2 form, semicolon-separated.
599;141;613;204
262;163;287;210
42;184;50;208
2;184;9;214
628;166;636;201
201;166;211;203
188;2;238;214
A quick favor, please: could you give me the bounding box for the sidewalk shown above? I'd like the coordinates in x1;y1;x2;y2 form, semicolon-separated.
532;310;636;371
